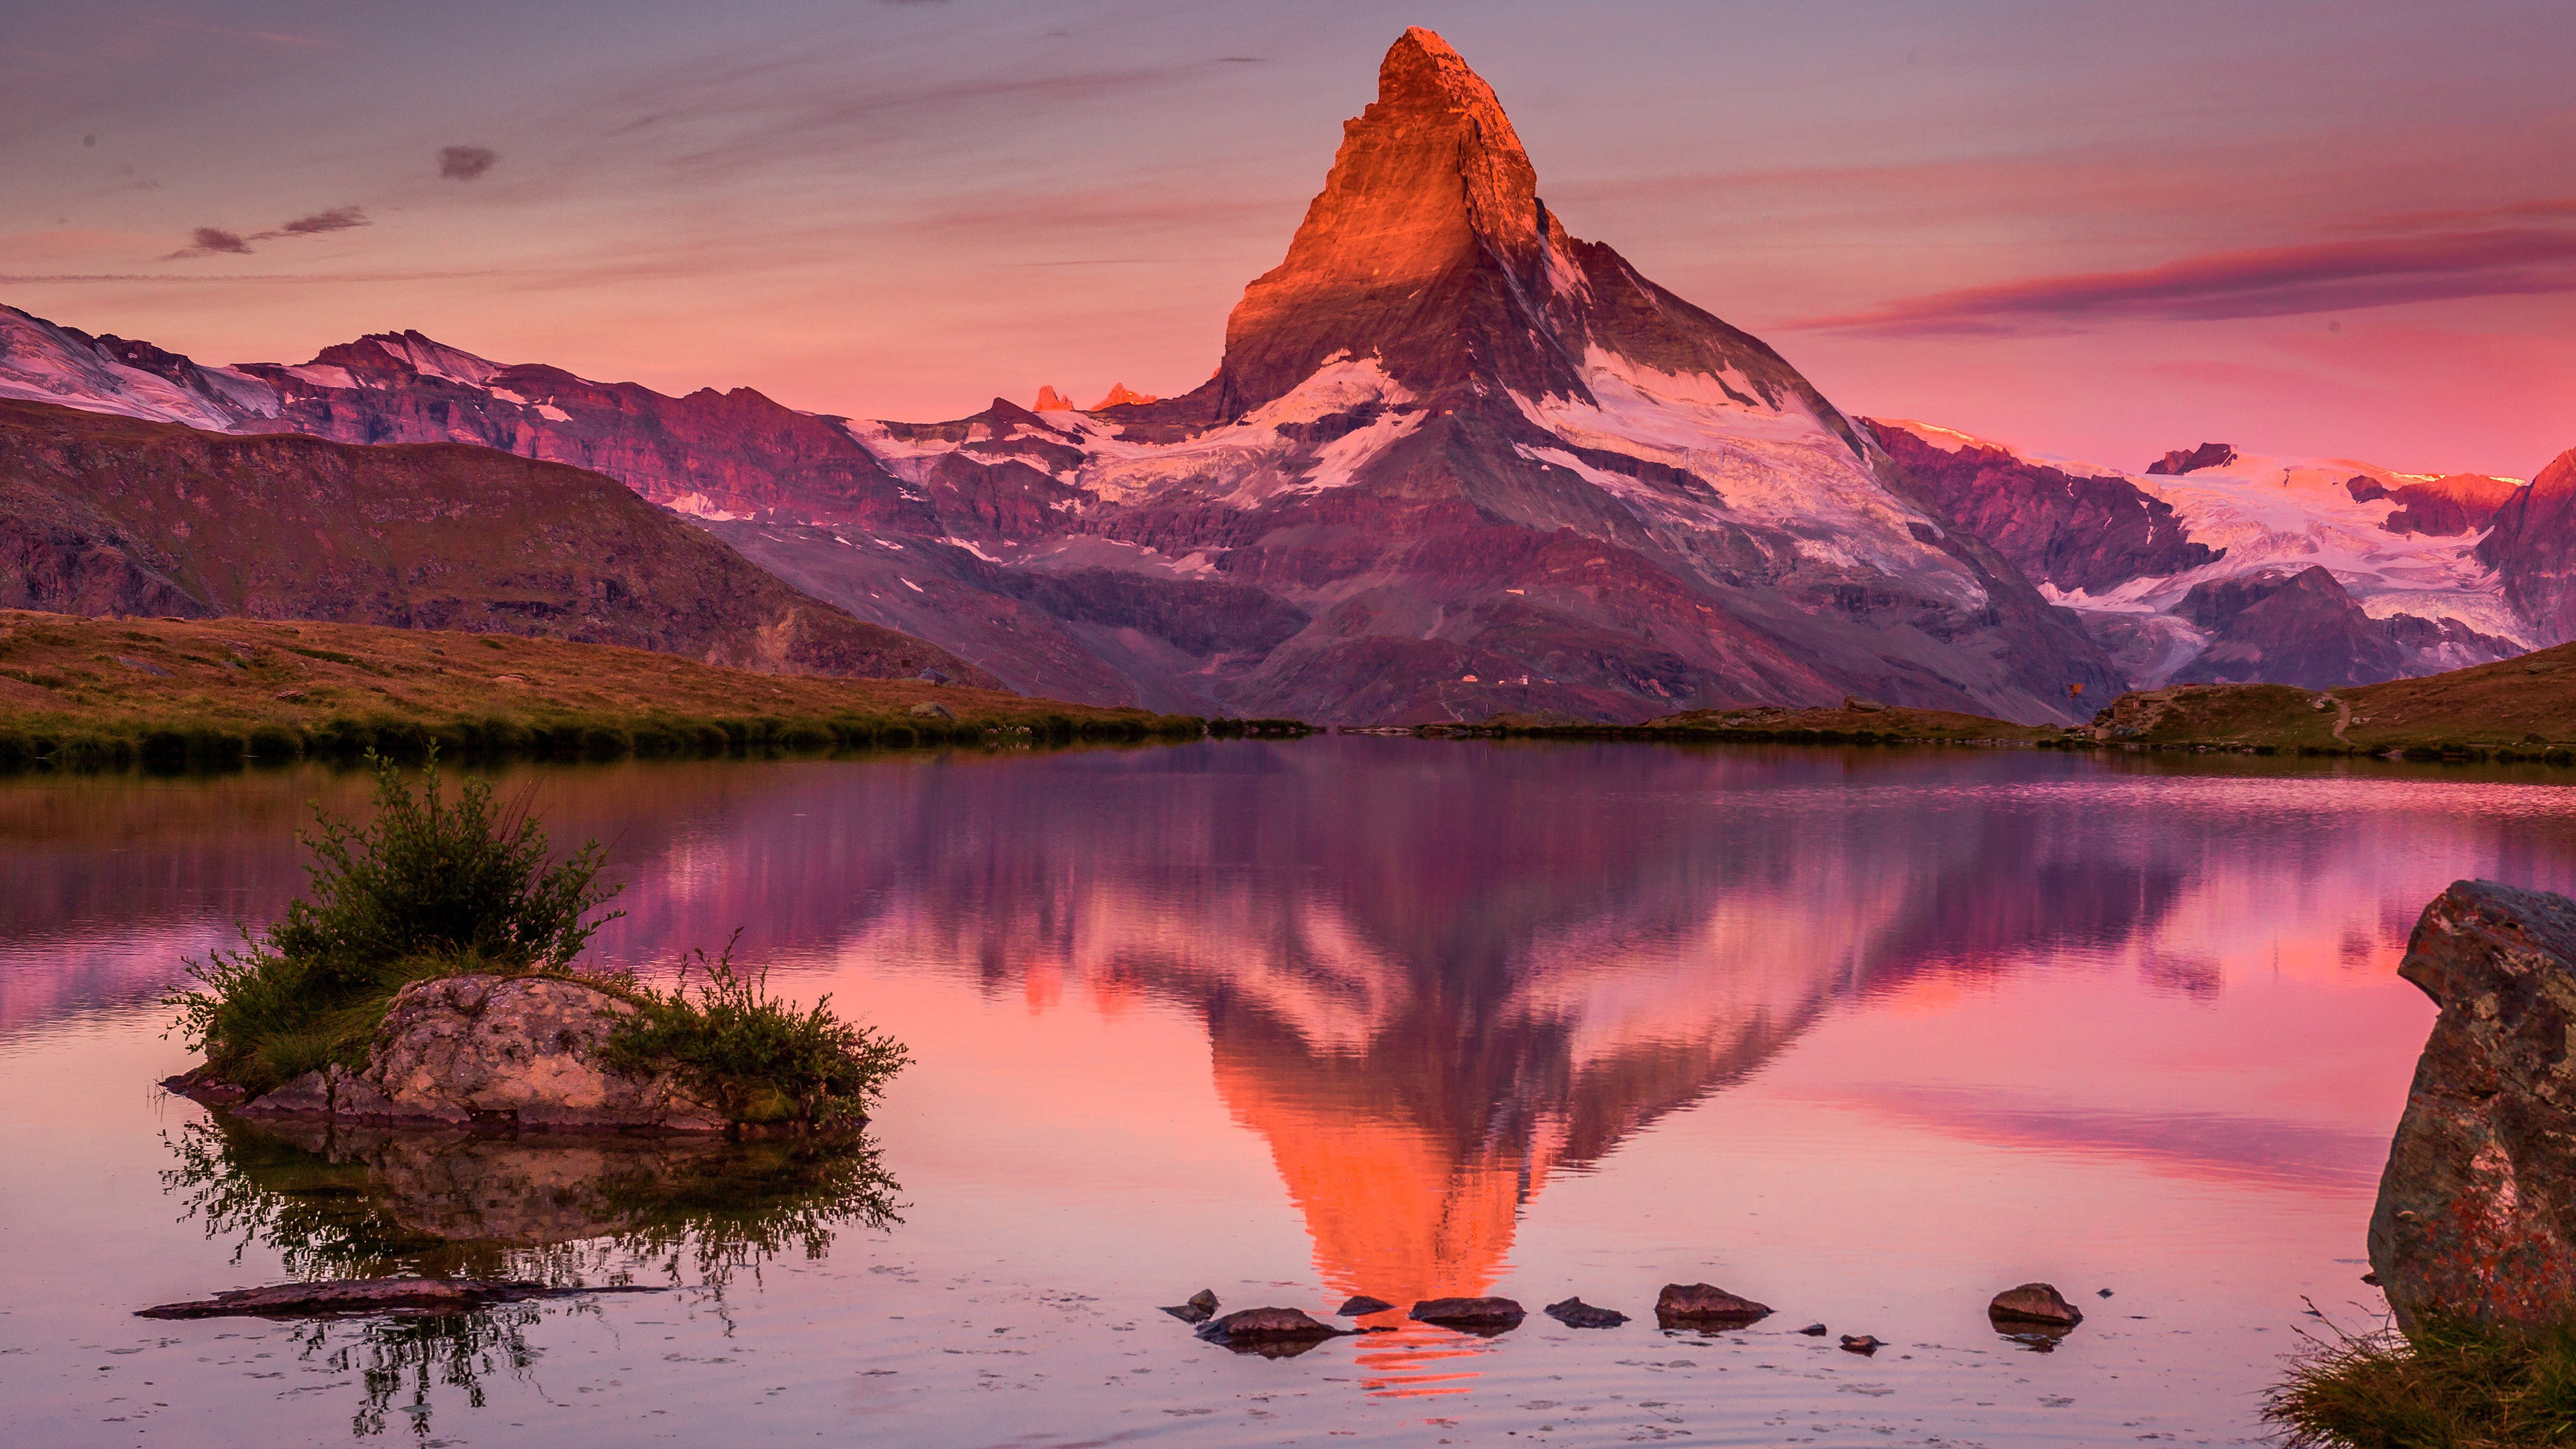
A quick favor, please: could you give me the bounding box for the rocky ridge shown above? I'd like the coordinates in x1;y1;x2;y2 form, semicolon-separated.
0;398;990;684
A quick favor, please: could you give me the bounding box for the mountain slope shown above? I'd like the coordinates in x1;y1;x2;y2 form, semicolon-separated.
2;31;2137;722
0;400;993;684
2478;447;2576;640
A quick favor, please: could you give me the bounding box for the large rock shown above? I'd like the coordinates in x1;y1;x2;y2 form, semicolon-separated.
1654;1282;1772;1327
2370;880;2576;1332
220;974;727;1133
1987;1283;2083;1327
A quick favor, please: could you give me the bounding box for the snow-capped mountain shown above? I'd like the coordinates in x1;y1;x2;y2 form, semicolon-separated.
5;29;2550;718
1870;419;2536;690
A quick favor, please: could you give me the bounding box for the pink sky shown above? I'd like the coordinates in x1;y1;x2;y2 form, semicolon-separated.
5;0;2572;476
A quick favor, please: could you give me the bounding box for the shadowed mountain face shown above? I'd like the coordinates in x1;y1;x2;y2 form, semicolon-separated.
2479;448;2576;645
0;399;991;684
0;29;2121;725
2165;566;2518;691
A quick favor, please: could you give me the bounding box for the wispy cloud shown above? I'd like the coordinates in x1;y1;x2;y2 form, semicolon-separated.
0;270;501;284
1790;214;2576;336
273;205;368;235
438;144;498;180
164;226;250;259
161;207;371;259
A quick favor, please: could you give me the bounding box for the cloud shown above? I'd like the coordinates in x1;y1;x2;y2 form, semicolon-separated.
276;205;368;235
1;270;502;284
1789;219;2576;336
163;226;251;259
439;144;498;180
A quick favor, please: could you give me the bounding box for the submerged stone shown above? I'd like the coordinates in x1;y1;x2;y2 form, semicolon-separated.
1162;1289;1221;1324
1409;1296;1525;1332
1197;1306;1343;1354
1542;1296;1627;1328
2371;880;2576;1333
136;1277;661;1320
1987;1283;2084;1327
1654;1283;1772;1327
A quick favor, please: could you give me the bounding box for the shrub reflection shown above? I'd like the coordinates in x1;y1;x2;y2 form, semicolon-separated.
161;1116;902;1436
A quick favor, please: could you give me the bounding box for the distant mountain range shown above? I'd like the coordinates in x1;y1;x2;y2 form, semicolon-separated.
2;26;2565;720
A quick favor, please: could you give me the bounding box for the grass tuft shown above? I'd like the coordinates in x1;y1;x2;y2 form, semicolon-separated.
600;934;908;1129
2266;1315;2576;1448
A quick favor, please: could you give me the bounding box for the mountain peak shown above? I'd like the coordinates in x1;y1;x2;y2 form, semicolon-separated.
1214;27;1557;415
1090;382;1157;409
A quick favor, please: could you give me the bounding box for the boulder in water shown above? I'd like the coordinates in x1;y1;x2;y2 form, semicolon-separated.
1987;1283;2083;1327
1409;1296;1525;1332
183;975;728;1133
1542;1296;1627;1328
1654;1283;1772;1327
2370;880;2576;1333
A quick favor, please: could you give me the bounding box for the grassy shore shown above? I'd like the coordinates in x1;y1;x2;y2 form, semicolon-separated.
2265;1318;2576;1448
1416;703;2063;747
0;610;1307;769
1409;641;2576;763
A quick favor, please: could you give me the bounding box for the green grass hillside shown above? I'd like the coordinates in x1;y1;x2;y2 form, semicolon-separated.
0;610;1215;768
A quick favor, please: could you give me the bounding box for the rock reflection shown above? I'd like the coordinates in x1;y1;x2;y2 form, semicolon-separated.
160;1117;902;1435
163;1116;902;1287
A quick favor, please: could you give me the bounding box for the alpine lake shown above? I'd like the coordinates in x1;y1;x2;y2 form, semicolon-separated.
7;735;2569;1447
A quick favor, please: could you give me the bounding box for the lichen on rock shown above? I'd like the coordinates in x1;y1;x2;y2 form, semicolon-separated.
2369;879;2576;1333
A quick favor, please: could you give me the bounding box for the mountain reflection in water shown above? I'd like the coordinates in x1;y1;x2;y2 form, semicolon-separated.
14;741;2576;1431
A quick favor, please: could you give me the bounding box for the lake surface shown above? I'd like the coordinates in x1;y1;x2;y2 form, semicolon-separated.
5;739;2573;1446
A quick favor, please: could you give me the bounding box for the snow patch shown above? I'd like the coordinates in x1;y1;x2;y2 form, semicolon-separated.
369;334;503;387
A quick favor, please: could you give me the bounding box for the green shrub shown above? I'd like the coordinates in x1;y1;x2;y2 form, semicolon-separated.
601;938;908;1129
247;724;304;761
2266;1316;2576;1448
169;749;622;1093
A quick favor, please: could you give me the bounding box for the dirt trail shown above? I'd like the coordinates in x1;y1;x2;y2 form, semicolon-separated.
2330;694;2354;743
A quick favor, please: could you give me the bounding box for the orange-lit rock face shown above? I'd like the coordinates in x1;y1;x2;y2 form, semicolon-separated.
1218;28;1562;415
1032;385;1075;411
1088;382;1156;410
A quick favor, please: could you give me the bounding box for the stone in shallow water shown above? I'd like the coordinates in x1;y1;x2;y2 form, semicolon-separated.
1161;1289;1220;1324
136;1277;661;1320
1336;1294;1395;1316
1542;1296;1627;1328
1409;1296;1526;1332
1196;1307;1342;1356
2371;880;2576;1333
1839;1334;1882;1354
1988;1283;2084;1327
1654;1283;1772;1328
